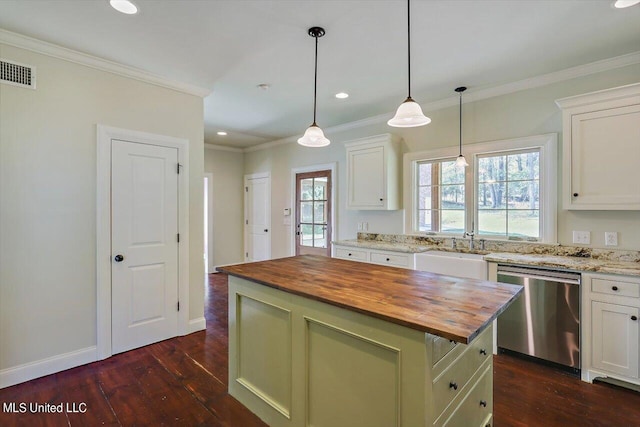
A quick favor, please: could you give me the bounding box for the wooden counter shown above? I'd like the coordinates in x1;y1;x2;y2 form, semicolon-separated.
217;255;521;344
218;255;522;427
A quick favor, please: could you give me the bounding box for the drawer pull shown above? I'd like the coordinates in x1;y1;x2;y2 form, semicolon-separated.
386;257;390;261
612;286;619;291
348;253;352;256
480;348;487;356
479;400;487;407
573;192;579;197
449;381;458;391
632;316;638;321
485;424;491;427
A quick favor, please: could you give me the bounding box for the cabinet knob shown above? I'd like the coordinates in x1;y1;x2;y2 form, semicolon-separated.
114;254;124;262
264;229;269;232
449;381;458;390
386;258;390;261
573;192;579;197
479;400;487;407
632;316;638;321
612;286;619;291
480;349;487;356
348;253;352;256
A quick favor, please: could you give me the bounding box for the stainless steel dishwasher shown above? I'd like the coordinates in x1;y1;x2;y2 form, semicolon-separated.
496;264;581;373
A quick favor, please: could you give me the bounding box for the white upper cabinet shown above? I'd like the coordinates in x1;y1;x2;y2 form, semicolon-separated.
556;83;640;210
345;134;401;210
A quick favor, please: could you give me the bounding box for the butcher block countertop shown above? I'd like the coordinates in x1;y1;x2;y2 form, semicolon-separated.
217;255;522;344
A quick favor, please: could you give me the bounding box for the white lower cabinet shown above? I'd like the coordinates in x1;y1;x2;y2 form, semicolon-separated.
582;273;640;386
332;244;415;269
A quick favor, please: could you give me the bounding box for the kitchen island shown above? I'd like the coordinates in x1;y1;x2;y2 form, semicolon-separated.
217;255;522;427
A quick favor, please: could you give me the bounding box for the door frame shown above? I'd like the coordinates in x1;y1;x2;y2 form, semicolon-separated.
204;172;214;273
290;163;337;256
244;172;271;261
96;125;190;360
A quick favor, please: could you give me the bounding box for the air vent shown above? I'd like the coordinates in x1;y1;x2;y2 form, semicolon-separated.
1;59;36;89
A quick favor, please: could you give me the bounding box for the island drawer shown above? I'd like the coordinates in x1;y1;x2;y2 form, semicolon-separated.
432;336;458;365
432;326;493;416
591;277;640;299
438;363;493;427
370;251;410;267
334;247;367;262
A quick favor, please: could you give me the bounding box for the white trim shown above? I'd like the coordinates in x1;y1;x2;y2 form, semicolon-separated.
204;172;214;273
96;125;191;360
244;51;640;153
243;172;271;261
404;133;557;243
0;346;97;389
290;163;338;256
555;82;640;110
188;317;207;334
0;29;210;98
204;143;244;153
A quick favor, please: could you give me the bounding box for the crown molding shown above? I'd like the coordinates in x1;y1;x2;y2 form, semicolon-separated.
0;29;211;98
204;143;243;153
246;50;640;152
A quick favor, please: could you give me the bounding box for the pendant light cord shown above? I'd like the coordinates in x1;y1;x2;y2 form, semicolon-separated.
407;0;411;99
459;91;462;153
313;33;318;125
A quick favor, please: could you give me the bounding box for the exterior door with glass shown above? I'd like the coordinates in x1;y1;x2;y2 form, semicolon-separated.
295;171;331;256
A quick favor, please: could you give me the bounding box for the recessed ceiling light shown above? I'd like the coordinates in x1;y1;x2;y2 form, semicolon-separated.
335;92;349;99
217;131;227;136
257;83;271;91
110;0;138;15
614;0;640;7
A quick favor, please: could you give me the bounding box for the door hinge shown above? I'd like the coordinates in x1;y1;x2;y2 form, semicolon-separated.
246;252;249;258
177;301;180;311
177;233;180;243
245;219;248;225
177;163;182;174
245;186;248;192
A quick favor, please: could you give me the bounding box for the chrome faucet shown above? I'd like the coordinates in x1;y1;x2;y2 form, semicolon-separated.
464;222;475;250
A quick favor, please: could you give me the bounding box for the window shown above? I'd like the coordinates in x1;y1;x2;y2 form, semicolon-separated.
404;134;557;243
417;160;465;233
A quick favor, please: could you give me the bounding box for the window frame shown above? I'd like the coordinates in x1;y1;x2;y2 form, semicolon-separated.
404;133;557;243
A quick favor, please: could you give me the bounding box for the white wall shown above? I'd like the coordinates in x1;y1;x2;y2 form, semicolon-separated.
204;147;245;268
244;64;640;258
0;44;205;375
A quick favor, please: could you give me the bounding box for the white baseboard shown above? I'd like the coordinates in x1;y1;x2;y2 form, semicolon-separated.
187;317;206;334
0;346;97;389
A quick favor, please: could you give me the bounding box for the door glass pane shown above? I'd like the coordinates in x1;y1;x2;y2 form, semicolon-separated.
300;201;313;222
300;224;313;246
314;202;325;223
301;179;313;201
313;225;326;248
314;178;327;200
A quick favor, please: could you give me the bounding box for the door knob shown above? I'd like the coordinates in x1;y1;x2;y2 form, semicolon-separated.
264;229;269;232
114;254;124;262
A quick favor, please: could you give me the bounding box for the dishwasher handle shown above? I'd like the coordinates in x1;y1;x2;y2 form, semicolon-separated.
497;265;581;285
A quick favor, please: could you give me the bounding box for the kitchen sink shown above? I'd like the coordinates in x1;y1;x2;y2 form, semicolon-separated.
414;250;487;280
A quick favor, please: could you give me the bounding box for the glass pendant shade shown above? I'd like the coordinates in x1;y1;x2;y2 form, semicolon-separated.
388;97;431;127
455;154;469;167
298;124;330;147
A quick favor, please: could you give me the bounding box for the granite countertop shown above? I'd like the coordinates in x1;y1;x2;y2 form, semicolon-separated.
332;239;432;253
218;255;522;344
484;253;640;277
333;238;640;277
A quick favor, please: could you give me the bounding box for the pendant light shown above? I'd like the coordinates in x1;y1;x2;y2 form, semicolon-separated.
298;27;330;147
388;0;431;128
455;86;469;167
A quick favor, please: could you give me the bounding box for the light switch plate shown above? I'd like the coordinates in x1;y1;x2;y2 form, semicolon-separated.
572;231;590;245
605;232;618;246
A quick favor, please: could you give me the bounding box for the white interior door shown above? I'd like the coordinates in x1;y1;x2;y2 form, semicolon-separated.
111;139;179;354
245;174;271;261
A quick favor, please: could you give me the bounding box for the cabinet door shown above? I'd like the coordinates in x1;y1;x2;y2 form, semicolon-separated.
568;104;640;209
347;146;386;209
591;301;639;378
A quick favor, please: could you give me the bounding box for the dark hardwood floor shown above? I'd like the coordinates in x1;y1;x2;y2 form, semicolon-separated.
1;273;639;426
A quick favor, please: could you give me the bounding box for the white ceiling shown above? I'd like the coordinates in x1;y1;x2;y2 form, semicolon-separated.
1;0;639;148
